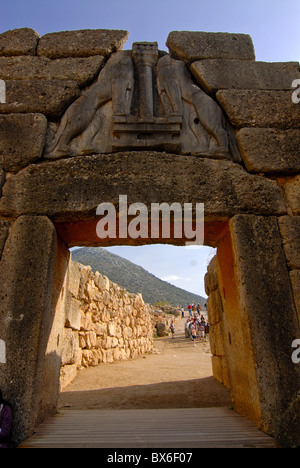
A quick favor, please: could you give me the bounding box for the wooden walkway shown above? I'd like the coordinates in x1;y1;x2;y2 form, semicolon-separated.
19;407;279;448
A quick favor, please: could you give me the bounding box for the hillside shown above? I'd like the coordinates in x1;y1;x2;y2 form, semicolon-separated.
71;247;206;308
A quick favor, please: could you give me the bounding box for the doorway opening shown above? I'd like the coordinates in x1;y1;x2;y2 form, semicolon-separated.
57;243;232;413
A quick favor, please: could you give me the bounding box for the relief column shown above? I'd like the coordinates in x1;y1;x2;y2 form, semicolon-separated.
132;42;159;119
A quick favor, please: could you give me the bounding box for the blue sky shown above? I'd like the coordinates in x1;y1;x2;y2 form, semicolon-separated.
1;0;300;62
2;0;300;298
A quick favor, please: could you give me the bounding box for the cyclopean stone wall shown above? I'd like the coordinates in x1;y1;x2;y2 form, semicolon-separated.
60;260;161;391
0;27;299;447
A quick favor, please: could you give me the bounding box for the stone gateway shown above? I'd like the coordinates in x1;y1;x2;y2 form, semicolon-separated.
0;27;299;448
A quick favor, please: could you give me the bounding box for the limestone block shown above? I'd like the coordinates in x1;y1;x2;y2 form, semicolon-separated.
134;294;144;309
0;79;80;119
156;322;168;337
0;113;47;172
0;56;104;86
210;322;225;356
78;265;92;297
191;60;300;93
166;31;255;63
93;271;104;290
61;329;79;366
124;316;131;327
37;29;129;59
103;290;111;306
108;321;117;337
278;216;300;269
0;215;57;443
111;337;119;348
103;336;113;349
120;348;128;361
290;270;300;320
123;326;133;339
217;90;300;129
80;311;93;331
85;330;97;349
221;357;230;390
0;152;286;221
0;220;10;259
65;295;81;331
113;348;122;361
283;175;300;215
103;276;110;291
230;214;300;445
204;255;218;295
0;166;4;198
93;322;107;336
0;28;39;56
84;282;95;302
82;349;94;367
101;309;111;322
207;289;223;325
68;261;81;298
60;363;78;390
78;332;86;349
237;128;300;174
105;350;114;363
211;356;229;387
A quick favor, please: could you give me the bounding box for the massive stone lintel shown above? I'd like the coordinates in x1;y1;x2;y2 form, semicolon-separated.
0;152;286;223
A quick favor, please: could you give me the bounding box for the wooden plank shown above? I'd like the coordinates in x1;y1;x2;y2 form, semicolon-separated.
19;408;279;449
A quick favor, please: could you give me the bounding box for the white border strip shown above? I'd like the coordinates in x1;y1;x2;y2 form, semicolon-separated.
0;80;6;104
0;339;6;364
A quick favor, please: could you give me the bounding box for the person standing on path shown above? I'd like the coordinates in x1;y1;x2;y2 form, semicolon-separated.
170;321;175;339
191;323;197;347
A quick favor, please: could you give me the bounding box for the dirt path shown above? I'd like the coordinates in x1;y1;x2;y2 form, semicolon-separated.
58;318;232;411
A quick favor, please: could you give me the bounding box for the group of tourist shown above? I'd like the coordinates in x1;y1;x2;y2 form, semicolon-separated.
185;316;210;347
186;303;203;316
169;304;210;347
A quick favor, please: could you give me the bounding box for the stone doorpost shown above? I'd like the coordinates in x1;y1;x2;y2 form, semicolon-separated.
0;216;59;445
216;215;300;447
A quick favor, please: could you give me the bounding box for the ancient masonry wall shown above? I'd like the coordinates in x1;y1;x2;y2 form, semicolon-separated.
60;259;173;390
204;256;230;389
0;27;299;446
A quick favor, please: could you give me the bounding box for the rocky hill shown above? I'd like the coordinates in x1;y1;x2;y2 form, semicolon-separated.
72;247;206;308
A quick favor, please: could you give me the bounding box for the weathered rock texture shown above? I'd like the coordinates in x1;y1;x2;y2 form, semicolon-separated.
0;216;58;444
166;31;255;63
0;27;299;448
37;29;129;58
205;218;300;448
0;153;286;222
0;28;39;56
205;256;230;390
60;260;168;390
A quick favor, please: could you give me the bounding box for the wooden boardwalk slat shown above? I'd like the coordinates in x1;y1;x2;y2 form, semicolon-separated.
19;408;279;448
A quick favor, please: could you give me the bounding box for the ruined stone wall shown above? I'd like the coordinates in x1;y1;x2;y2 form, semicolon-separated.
205;256;230;390
60;260;161;390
